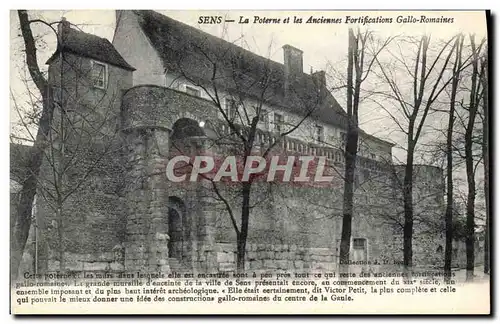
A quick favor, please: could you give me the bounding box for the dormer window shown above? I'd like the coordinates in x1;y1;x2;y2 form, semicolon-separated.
259;108;270;130
273;113;284;133
91;60;107;89
185;85;201;97
315;124;324;144
340;132;347;147
224;98;238;121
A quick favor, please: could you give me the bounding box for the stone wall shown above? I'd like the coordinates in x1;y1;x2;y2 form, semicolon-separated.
36;147;128;273
30;72;456;275
119;85;422;273
121;85;218;132
47;247;124;272
215;242;336;273
204;161;450;272
35;51;132;273
120;85;220;273
122;128;171;273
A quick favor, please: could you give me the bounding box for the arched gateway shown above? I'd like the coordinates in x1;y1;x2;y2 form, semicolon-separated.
121;86;220;273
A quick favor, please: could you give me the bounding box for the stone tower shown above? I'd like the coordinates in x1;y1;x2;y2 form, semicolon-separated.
37;18;134;273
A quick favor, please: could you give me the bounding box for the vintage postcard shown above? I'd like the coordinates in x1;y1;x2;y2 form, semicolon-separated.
10;9;490;314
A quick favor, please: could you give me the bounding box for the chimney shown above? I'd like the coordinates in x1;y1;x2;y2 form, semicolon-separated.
283;44;303;95
57;17;70;45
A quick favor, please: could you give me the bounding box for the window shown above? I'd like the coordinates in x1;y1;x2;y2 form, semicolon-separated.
91;61;107;89
315;124;324;143
273;113;284;133
370;153;376;160
352;238;367;262
224;98;238;121
185;85;201;97
353;238;366;249
340;132;347;146
260;109;269;129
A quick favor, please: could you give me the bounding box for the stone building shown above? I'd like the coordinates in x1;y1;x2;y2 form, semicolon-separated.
14;10;452;275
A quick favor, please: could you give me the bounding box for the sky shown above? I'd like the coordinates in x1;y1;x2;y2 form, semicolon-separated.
9;10;488;163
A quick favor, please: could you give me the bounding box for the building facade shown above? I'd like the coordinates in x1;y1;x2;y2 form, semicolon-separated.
15;10;455;275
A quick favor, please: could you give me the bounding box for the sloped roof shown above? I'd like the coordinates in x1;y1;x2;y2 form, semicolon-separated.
359;129;396;147
133;10;348;128
10;143;31;184
46;23;135;71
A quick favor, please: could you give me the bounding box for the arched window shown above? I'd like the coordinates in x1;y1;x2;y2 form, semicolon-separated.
167;196;188;260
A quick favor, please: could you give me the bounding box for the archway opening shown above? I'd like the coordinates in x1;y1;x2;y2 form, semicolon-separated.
171;118;205;140
170;118;206;157
168;196;187;260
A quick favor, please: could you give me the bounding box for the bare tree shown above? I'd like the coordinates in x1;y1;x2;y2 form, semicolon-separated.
13;65;123;272
463;35;486;281
481;56;489;275
12;11;125;276
374;35;461;274
328;28;396;276
169;31;324;272
339;28;357;275
308;28;394;275
11;10;58;280
444;34;464;280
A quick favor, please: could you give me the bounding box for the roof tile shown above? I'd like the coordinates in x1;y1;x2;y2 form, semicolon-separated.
46;25;135;71
133;10;349;128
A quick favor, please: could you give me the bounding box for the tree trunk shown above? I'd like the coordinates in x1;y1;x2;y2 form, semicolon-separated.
444;107;454;280
340;129;358;274
465;36;479;282
11;160;38;281
445;36;462;280
482;59;489;275
11;93;54;280
339;29;357;275
57;206;65;271
465;155;476;281
403;147;414;276
11;10;53;281
236;182;251;273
